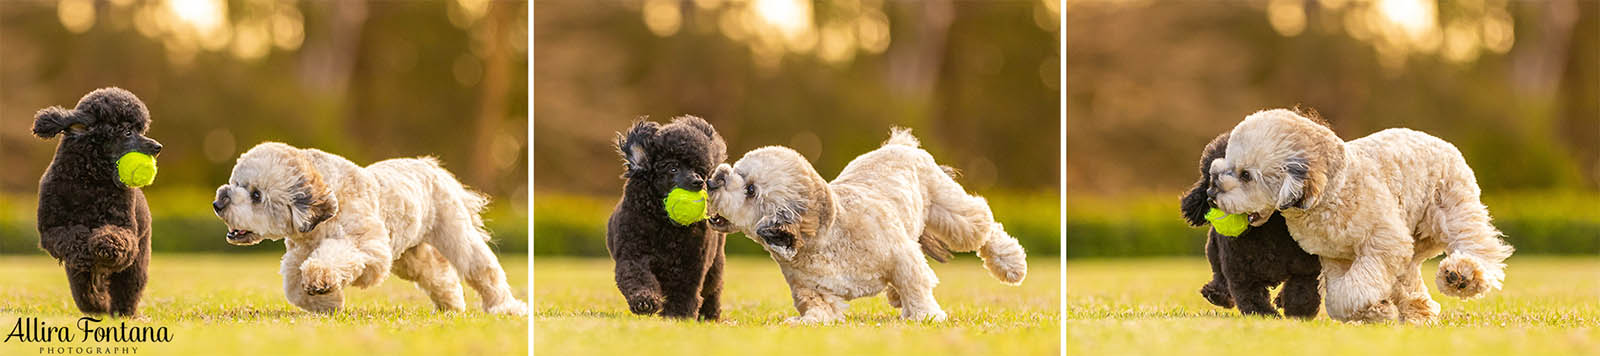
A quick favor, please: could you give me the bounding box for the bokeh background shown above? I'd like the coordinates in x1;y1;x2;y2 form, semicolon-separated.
0;0;529;255
1065;0;1598;257
532;0;1062;257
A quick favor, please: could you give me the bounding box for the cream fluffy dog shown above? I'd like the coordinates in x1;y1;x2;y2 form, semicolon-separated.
212;142;526;315
1209;109;1514;323
703;128;1027;324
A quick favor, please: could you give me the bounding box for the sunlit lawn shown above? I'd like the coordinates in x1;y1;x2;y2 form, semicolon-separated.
0;254;528;356
1066;256;1600;355
533;256;1061;355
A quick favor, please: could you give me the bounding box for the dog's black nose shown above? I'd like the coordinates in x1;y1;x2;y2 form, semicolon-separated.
213;194;229;213
150;143;162;155
707;174;724;191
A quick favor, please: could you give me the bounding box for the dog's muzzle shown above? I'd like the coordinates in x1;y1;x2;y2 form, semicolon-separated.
707;172;726;191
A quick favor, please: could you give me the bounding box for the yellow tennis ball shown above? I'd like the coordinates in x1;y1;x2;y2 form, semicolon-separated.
1205;208;1248;237
117;152;157;188
663;188;708;225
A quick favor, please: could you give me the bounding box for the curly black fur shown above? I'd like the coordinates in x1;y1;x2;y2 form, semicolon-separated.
606;116;728;321
32;87;163;317
1180;132;1320;318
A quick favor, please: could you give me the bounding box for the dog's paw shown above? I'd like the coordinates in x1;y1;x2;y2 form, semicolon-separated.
486;300;528;316
300;265;347;296
1348;299;1398;323
1200;283;1234;309
1398;297;1440;325
902;308;948;322
626;294;662;315
1437;256;1498;299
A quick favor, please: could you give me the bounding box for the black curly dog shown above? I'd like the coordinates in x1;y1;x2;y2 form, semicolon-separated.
1180;132;1320;318
32;88;163;317
606;116;727;320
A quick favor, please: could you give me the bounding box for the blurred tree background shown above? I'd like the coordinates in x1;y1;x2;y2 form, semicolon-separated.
533;0;1062;257
1065;0;1598;257
0;0;529;254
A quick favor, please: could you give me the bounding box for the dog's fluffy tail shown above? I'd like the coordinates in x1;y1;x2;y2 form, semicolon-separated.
420;157;494;242
882;127;921;148
976;223;1028;285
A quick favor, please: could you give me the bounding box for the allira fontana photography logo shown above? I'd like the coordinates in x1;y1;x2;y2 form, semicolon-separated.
5;317;171;355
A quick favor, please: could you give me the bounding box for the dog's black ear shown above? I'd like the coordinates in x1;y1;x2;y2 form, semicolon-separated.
673;115;727;164
288;151;339;233
1182;133;1230;226
616;119;659;178
1180;180;1211;227
32;107;79;139
1276;157;1310;210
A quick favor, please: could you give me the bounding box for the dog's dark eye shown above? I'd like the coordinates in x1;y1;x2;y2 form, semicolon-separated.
669;167;678;174
123;130;133;138
1239;170;1252;182
745;184;756;199
250;190;261;203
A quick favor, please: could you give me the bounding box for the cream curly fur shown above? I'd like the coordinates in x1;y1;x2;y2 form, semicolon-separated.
213;142;527;315
1211;109;1514;324
704;128;1027;324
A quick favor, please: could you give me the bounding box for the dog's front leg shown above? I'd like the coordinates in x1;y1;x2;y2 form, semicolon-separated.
785;288;846;325
614;257;663;315
282;240;343;313
1200;233;1234;308
1325;240;1406;323
300;236;368;297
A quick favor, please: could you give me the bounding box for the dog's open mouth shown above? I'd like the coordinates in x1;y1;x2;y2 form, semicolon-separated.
225;229;258;244
706;214;731;232
1246;212;1267;227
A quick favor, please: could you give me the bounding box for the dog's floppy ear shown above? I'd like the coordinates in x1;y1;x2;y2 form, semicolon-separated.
32;107;81;139
792;175;836;240
1276;157;1309;210
1279;115;1345;210
1182;133;1230;226
616;119;659;178
673;115;727;164
288;150;339;233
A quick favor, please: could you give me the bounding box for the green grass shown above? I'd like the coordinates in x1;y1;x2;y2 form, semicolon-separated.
1066;256;1600;355
533;257;1061;355
0;254;528;355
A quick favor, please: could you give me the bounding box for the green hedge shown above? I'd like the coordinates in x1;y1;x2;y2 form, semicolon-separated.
1065;191;1600;258
0;189;527;255
533;191;1062;257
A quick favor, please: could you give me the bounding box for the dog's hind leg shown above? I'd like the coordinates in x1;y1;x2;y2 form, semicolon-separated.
430;217;526;315
1279;273;1321;319
65;267;110;315
919;165;1026;284
1429;182;1514;299
392;243;467;312
889;257;947;322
